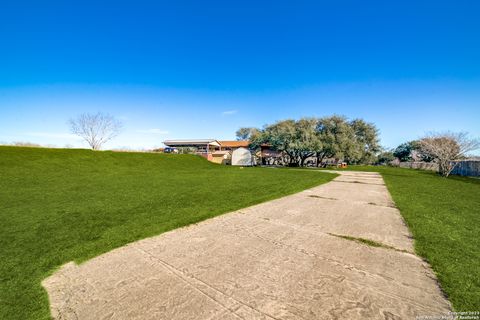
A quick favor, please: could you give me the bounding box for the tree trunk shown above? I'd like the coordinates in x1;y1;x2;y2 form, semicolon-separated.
440;160;457;177
316;152;326;167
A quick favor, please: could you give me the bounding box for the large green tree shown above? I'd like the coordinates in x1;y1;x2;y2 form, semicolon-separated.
245;115;380;167
393;140;433;162
347;119;381;164
376;150;396;164
260;120;300;166
235;127;260;141
315;115;356;165
294;118;321;166
393;142;414;162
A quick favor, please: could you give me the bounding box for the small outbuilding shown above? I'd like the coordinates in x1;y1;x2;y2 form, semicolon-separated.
211;150;231;165
231;147;254;166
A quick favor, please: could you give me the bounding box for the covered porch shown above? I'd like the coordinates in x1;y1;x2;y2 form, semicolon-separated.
163;139;221;161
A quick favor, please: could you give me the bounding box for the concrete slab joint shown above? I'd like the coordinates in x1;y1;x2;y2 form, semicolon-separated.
43;171;452;320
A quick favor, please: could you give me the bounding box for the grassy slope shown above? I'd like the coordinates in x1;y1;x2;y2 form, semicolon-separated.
334;166;480;311
0;146;336;320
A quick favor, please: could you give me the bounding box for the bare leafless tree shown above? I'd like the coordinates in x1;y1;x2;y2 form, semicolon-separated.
419;132;480;177
69;113;123;150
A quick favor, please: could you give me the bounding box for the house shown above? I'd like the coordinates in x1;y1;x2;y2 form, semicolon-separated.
218;140;250;151
163;139;280;165
163;139;220;161
163;139;250;164
213;141;254;165
220;141;280;165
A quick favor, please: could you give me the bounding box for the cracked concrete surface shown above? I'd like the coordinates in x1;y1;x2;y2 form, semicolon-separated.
43;171;451;319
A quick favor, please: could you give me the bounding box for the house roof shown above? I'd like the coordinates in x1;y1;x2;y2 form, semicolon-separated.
163;139;221;147
218;140;250;148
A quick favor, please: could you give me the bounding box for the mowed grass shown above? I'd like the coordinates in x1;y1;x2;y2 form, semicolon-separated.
0;146;336;320
333;165;480;311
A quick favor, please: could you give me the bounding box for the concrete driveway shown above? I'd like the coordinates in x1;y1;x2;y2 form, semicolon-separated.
43;171;451;319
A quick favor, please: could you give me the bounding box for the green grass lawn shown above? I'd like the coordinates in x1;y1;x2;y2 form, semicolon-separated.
330;165;480;311
0;146;336;320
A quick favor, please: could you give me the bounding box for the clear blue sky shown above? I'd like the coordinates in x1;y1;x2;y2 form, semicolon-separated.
1;1;479;151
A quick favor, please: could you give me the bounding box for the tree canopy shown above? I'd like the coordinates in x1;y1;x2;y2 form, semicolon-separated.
235;127;260;141
69;112;122;150
393;140;434;162
247;115;380;166
419;132;480;177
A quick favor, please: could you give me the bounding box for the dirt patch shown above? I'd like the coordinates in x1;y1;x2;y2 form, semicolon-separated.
368;201;397;208
308;195;338;201
328;232;413;254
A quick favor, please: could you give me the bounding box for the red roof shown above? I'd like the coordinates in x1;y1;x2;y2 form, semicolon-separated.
218;140;250;148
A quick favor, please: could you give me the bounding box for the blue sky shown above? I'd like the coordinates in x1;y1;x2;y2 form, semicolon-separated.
1;1;479;150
